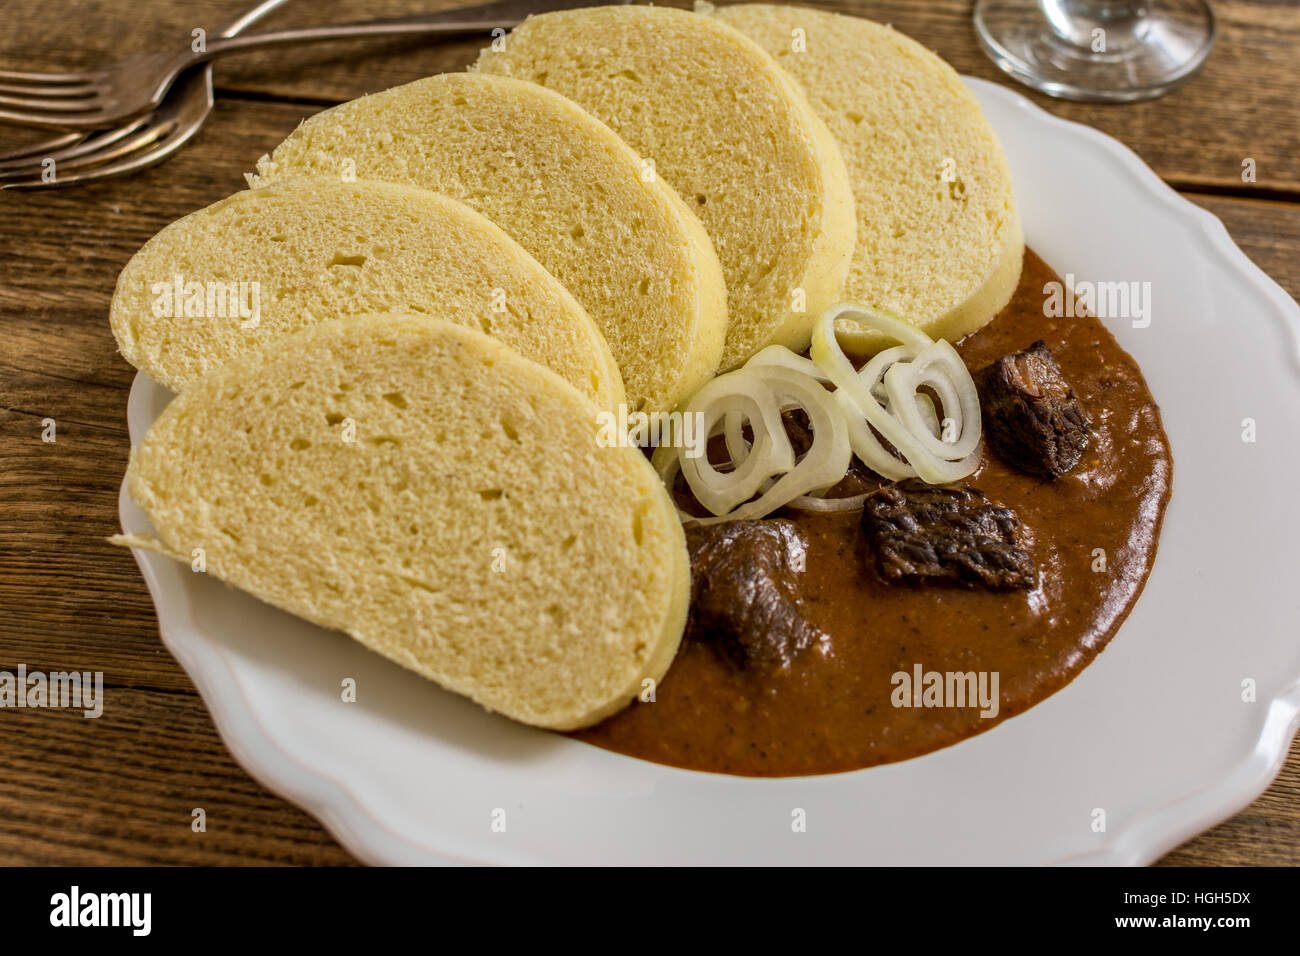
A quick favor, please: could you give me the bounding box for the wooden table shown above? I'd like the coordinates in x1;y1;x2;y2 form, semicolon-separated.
1;0;1296;866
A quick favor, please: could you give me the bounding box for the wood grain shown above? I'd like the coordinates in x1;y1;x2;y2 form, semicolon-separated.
0;1;1297;866
2;0;1297;193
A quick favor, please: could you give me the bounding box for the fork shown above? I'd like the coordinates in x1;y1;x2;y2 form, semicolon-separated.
0;0;289;188
0;0;555;131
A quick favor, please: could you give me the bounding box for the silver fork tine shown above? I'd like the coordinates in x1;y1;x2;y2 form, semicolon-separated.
0;117;147;170
0;107;101;127
0;92;99;112
2;112;194;190
0;81;99;97
0;69;97;84
4;152;157;189
0;129;86;163
0;94;111;127
0;122;165;181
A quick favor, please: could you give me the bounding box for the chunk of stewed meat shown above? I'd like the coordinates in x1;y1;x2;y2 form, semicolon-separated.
976;340;1091;478
861;481;1035;590
684;519;827;669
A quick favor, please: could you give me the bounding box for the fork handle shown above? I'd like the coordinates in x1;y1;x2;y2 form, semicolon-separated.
188;1;554;63
221;0;293;38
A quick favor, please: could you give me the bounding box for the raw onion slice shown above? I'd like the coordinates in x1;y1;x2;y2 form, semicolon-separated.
834;394;912;481
745;344;831;383
826;301;931;355
656;302;983;521
786;491;872;513
812;304;981;485
714;366;851;523
678;372;792;515
660;364;851;525
884;342;981;460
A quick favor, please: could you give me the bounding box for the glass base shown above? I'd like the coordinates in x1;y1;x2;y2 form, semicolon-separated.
974;0;1216;103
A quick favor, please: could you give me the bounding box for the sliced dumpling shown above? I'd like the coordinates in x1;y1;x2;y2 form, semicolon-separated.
477;4;856;368
111;179;624;411
249;73;728;412
715;4;1024;349
116;314;691;730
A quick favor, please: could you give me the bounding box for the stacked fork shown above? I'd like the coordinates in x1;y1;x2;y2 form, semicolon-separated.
0;0;580;189
0;0;287;189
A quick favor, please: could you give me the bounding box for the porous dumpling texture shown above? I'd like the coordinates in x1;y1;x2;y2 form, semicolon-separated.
715;4;1024;348
111;179;624;411
477;5;856;368
118;315;690;730
249;72;728;412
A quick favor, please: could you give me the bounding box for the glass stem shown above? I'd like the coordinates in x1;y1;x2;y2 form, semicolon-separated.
1040;0;1153;51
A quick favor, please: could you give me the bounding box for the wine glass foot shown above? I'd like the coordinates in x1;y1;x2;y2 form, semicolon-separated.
974;0;1216;103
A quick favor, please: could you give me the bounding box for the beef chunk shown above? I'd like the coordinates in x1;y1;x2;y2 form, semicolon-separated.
684;519;827;668
861;480;1035;590
976;341;1091;478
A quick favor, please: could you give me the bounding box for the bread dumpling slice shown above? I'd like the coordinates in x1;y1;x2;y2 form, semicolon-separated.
249;72;728;413
110;179;624;413
115;314;691;730
714;4;1024;349
476;4;856;369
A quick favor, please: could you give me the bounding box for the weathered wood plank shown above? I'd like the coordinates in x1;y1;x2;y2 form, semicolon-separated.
0;687;355;864
2;1;1296;191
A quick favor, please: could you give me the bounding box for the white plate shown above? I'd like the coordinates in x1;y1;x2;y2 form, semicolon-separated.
118;77;1300;865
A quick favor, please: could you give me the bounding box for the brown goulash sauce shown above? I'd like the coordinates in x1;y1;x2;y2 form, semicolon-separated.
572;250;1173;776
